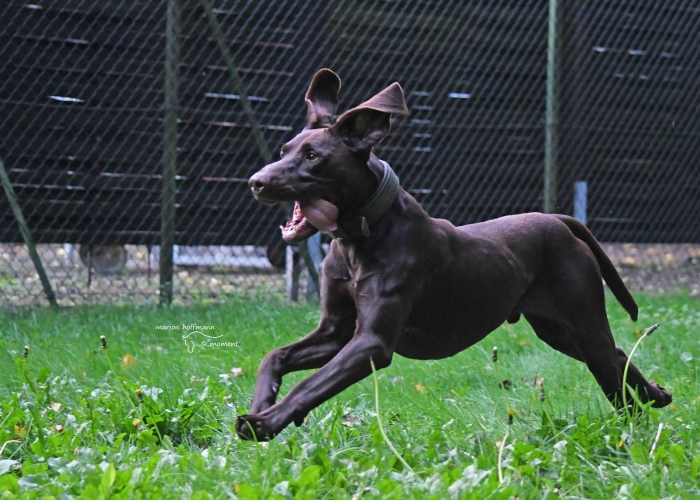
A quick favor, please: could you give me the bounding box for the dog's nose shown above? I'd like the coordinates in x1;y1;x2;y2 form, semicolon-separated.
248;171;269;194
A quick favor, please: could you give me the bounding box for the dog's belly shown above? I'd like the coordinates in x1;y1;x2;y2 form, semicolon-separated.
395;323;492;360
394;284;520;360
394;237;535;360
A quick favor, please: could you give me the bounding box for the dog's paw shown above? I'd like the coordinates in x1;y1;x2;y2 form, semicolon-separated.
649;381;673;408
235;414;276;441
293;413;309;427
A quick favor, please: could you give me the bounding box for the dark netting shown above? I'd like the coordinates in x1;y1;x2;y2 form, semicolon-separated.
0;0;698;306
557;1;700;243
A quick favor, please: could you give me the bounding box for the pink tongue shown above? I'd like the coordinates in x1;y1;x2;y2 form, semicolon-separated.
299;199;338;232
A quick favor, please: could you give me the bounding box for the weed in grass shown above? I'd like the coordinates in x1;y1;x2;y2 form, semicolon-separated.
621;323;660;413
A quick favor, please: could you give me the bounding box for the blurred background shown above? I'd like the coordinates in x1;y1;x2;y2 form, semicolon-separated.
1;0;698;307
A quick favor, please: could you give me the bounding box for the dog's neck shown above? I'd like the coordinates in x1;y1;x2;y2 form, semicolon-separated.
340;155;383;216
332;155;400;240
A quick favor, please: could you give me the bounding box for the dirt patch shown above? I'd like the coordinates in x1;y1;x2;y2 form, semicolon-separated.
601;243;700;296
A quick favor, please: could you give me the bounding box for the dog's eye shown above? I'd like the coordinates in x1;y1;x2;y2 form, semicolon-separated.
306;151;317;160
279;150;285;158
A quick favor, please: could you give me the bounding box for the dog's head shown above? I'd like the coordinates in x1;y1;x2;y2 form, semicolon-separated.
249;69;409;243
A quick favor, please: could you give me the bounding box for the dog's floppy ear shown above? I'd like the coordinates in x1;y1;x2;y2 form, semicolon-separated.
304;69;341;129
330;82;409;153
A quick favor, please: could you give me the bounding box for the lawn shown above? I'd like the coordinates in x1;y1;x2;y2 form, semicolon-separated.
0;293;699;498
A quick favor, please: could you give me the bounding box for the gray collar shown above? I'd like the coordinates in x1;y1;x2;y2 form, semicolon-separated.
331;160;400;239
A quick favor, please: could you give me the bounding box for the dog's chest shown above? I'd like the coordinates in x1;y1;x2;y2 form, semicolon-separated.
336;245;372;281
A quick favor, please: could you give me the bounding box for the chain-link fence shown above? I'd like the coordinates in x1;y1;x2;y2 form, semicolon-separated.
1;0;699;307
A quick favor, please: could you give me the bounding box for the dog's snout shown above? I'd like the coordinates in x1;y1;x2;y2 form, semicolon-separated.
248;171;269;193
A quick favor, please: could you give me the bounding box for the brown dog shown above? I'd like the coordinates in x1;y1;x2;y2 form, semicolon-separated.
238;69;671;441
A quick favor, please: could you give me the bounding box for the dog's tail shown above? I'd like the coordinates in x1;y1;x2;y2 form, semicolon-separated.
553;214;638;322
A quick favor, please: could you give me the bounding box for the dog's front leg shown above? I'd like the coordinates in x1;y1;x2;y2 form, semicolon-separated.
236;332;393;441
249;317;354;414
249;266;356;414
237;265;418;441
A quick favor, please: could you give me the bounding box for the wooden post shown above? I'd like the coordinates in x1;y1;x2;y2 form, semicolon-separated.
544;0;560;213
304;233;323;300
160;0;180;306
0;156;58;308
574;181;588;225
200;0;320;291
285;246;300;301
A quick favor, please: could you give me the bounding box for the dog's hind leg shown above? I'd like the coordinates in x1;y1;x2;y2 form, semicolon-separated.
525;311;672;410
523;230;672;410
525;312;628;407
571;326;671;410
524;314;584;361
614;347;672;408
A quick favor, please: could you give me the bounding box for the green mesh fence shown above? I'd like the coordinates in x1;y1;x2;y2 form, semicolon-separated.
1;0;699;306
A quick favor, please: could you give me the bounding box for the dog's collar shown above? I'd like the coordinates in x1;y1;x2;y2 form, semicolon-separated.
331;160;400;240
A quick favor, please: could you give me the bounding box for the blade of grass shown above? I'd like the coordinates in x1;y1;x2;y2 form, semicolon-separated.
370;358;414;475
497;430;509;484
622;324;659;413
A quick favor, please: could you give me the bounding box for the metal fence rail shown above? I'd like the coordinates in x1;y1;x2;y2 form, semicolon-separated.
0;0;699;306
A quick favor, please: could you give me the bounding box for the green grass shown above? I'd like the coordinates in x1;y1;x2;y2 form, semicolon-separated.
1;293;700;498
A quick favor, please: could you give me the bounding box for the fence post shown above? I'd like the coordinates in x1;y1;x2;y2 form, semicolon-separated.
160;0;180;306
574;181;588;225
304;233;323;300
544;0;560;213
0;156;58;309
200;0;321;292
285;246;300;301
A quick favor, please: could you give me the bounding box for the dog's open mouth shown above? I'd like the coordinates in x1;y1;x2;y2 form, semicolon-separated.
281;199;338;243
